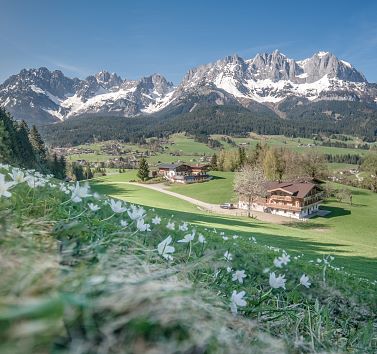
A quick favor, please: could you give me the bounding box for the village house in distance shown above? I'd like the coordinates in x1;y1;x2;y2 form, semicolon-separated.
157;163;211;183
239;181;324;220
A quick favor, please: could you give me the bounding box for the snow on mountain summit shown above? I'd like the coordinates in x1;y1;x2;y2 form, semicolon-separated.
0;51;375;124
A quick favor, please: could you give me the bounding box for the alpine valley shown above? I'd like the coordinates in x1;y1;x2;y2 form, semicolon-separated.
1;50;377;144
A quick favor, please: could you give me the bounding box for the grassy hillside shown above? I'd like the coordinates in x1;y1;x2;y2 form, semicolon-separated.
1;165;376;353
91;173;377;279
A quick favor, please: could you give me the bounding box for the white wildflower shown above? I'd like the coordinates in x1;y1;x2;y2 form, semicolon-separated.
127;205;145;220
279;253;291;265
198;234;206;244
230;290;247;315
152;215;161;225
179;222;189;232
224;251;233;261
177;231;195;243
299;274;311;288
232;270;247;284
88;203;100;212
269;272;286;289
109;199;127;213
136;218;151;232
9;168;26;184
120;220;129;227
273;258;283;268
71;182;91;203
157;236;175;261
166;221;175;230
0;174;14;198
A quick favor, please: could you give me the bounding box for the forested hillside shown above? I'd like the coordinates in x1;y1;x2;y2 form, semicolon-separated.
40;104;377;147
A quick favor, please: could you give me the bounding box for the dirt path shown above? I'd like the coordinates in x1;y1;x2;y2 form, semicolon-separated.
128;182;290;224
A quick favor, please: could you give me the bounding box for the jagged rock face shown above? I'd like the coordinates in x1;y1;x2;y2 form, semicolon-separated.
174;50;376;107
0;51;376;125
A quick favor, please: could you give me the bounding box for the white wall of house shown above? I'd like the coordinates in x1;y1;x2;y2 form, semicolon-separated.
238;201;321;220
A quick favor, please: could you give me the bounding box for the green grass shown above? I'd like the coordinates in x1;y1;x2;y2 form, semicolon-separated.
66;133;371;171
1;166;376;353
91;173;377;280
168;171;235;204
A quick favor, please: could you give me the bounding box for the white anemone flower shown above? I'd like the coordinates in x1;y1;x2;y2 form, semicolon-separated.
279;253;291;265
269;272;286;289
166;221;175;230
230;290;247;315
127;205;145;220
198;234;206;244
179;222;189;232
232;270;247;284
0;173;15;198
9;168;26;184
299;274;311;288
136;218;151;232
151;215;161;225
71;182;91;203
26;176;45;189
109;199;127;213
273;258;283;268
88;203;100;212
222;236;229;241
157;236;175;260
120;220;129;227
224;251;233;261
177;231;195;243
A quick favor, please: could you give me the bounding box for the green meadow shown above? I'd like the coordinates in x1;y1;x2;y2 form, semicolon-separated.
91;172;377;280
67;133;372;172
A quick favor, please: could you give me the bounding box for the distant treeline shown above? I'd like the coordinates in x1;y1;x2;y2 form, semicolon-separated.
40;104;377;147
321;140;370;150
323;153;363;165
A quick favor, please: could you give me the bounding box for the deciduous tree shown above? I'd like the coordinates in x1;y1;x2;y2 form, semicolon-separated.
234;165;266;217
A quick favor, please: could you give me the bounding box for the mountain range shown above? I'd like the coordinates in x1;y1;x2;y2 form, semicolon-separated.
1;50;377;126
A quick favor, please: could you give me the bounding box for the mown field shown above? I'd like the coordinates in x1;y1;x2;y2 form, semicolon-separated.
91;172;377;280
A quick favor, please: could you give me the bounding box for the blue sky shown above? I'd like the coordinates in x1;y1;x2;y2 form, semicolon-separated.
1;0;376;83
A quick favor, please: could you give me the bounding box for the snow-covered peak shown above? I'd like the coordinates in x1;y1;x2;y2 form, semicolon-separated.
0;51;374;125
317;51;330;58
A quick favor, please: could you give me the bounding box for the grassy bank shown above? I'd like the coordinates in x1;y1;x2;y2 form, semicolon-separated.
1;166;376;353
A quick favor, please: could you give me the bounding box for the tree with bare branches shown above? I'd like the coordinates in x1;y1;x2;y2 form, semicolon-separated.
234;165;267;218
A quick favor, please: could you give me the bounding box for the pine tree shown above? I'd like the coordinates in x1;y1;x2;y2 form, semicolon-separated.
29;125;48;168
238;147;246;167
137;158;149;181
0;108;20;164
50;153;60;178
0;120;11;162
84;165;94;180
210;153;218;170
16;120;36;169
59;155;67;179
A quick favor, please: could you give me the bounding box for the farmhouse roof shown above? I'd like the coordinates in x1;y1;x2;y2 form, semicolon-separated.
266;181;319;198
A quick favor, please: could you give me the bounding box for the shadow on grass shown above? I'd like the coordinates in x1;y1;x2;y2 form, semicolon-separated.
209;175;226;180
320;206;351;218
90;180;377;280
283;222;330;230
